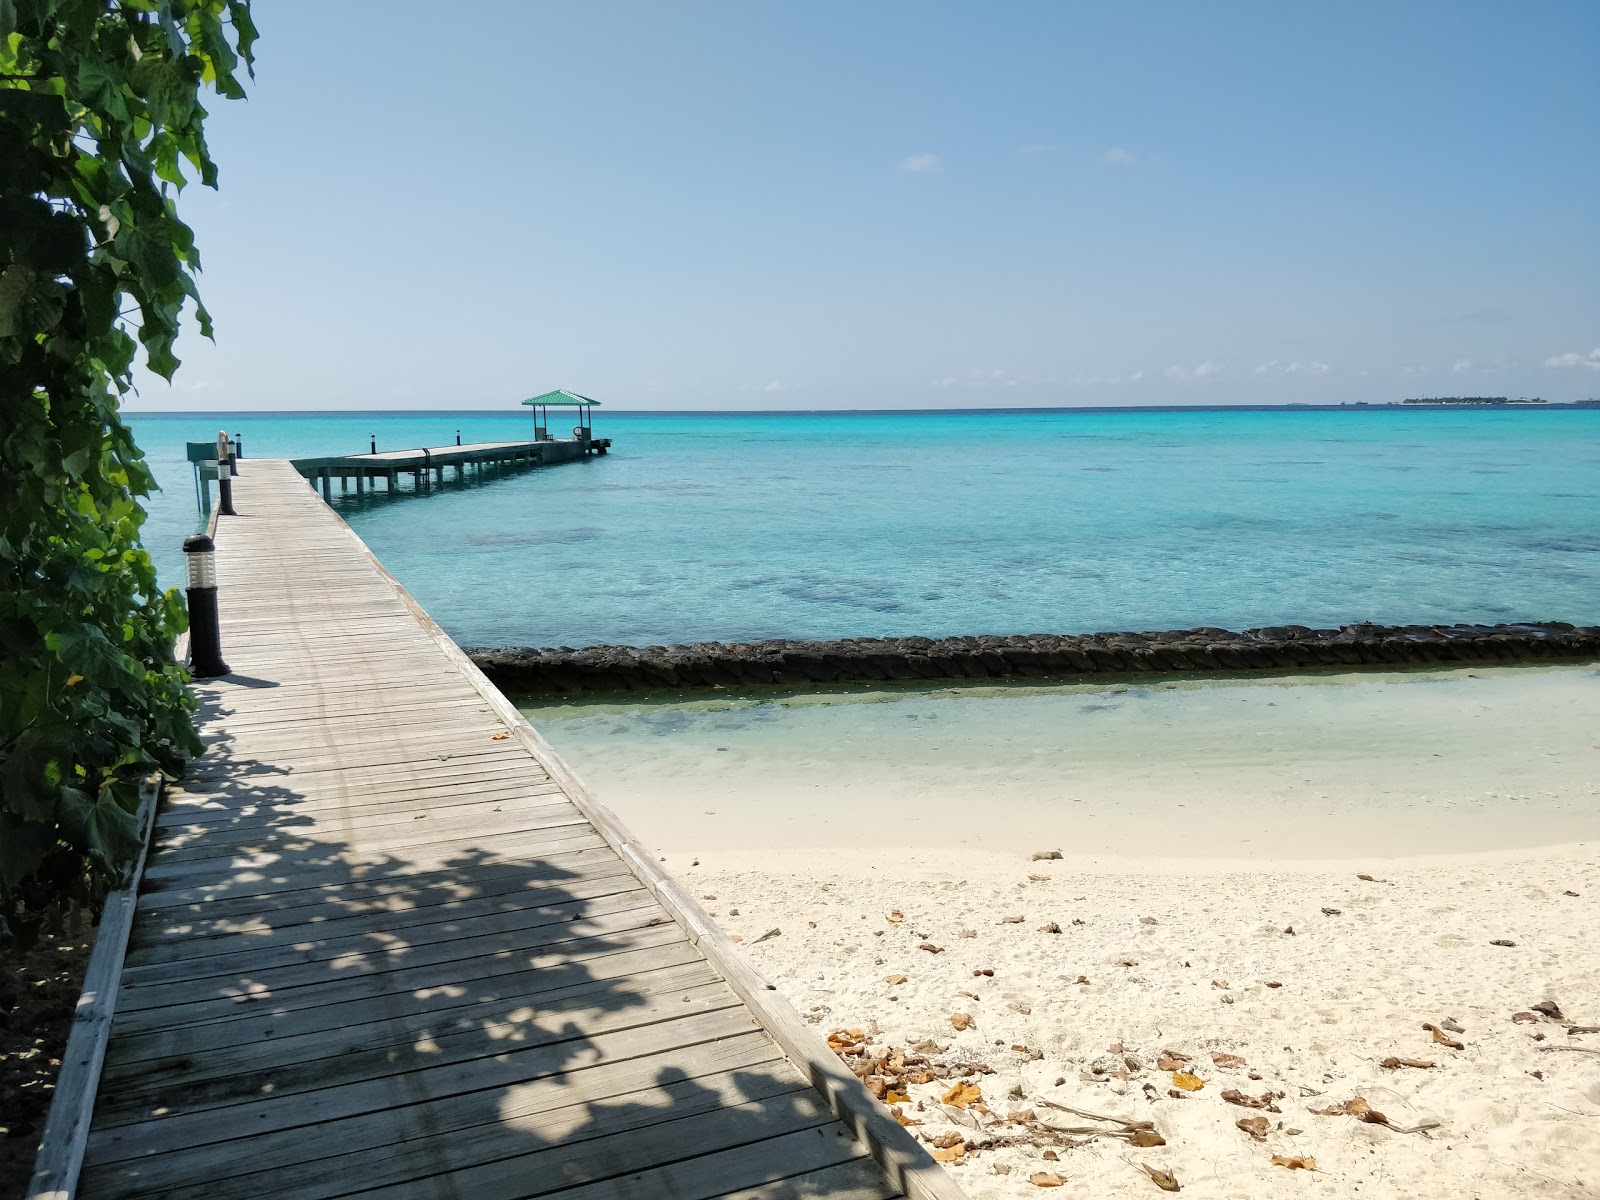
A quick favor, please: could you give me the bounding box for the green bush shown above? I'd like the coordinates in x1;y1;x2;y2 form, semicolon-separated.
0;0;256;946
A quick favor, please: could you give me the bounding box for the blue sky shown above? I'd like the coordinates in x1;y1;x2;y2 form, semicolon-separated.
129;1;1600;411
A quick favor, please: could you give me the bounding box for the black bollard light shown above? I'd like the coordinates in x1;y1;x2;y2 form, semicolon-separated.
370;434;377;454
456;429;461;446
214;430;236;515
216;460;237;516
234;433;244;460
183;534;230;678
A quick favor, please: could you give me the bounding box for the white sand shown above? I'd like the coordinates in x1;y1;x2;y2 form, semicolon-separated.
527;664;1600;1197
681;846;1598;1199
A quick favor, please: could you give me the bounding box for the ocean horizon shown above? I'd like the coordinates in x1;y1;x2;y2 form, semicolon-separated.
129;405;1600;649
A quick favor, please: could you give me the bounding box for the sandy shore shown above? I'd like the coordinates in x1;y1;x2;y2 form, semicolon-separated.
676;845;1598;1199
530;664;1600;1196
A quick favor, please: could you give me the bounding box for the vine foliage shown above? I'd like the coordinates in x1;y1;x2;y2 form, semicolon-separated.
0;0;255;945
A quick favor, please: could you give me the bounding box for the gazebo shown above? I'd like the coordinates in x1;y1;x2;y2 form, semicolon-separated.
522;389;600;442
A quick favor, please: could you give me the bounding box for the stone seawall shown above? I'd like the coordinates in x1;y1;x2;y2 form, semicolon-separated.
468;621;1600;696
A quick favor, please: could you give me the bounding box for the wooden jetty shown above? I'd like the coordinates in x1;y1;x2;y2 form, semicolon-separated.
289;435;610;502
32;459;959;1200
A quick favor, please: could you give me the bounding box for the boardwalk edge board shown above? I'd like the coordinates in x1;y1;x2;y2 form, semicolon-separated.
327;488;967;1200
26;779;161;1200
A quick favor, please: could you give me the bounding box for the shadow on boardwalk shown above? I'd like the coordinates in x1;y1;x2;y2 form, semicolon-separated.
76;691;889;1200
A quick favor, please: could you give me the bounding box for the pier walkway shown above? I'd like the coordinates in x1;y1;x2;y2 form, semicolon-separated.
288;435;609;501
53;460;953;1200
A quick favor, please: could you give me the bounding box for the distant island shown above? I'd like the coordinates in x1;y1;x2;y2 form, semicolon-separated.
1402;396;1545;405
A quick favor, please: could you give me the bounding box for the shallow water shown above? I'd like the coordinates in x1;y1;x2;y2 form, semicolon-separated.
526;664;1600;860
128;406;1600;646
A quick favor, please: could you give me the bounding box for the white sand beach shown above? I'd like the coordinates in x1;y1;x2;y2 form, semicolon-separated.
530;664;1600;1198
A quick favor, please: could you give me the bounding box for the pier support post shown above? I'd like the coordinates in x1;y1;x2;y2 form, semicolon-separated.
183;535;230;678
320;468;332;501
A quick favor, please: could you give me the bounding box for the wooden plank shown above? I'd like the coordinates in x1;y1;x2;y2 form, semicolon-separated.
83;1054;798;1200
106;923;689;1039
105;956;720;1074
25;780;159;1200
320;1086;842;1200
114;899;676;1014
118;882;659;988
506;1123;876;1200
109;941;711;1068
100;979;744;1120
91;1005;765;1149
124;869;646;967
135;827;612;902
130;841;631;920
126;857;640;950
149;797;590;863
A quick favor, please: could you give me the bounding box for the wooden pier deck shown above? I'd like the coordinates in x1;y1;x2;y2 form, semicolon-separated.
287;436;609;502
44;460;956;1200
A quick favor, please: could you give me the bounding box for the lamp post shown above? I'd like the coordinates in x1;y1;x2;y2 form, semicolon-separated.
183;534;230;678
215;430;236;517
370;434;377;454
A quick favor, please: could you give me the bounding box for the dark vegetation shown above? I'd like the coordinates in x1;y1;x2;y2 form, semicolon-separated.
2;4;254;1184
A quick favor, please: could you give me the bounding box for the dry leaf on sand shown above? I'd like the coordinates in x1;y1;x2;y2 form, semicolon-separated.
930;1131;964;1148
1425;1023;1465;1050
919;942;944;954
932;1146;965;1163
883;974;908;985
1236;1116;1270;1141
1222;1088;1283;1112
942;1081;983;1108
1156;1052;1189;1071
950;1012;974;1031
1172;1071;1204;1091
1312;1097;1388;1125
887;908;904;924
1030;1173;1065;1188
1128;1129;1167;1147
1211;1052;1246;1068
1141;1164;1181;1191
1039;922;1062;934
892;1107;921;1127
1381;1056;1435;1069
1272;1155;1317;1170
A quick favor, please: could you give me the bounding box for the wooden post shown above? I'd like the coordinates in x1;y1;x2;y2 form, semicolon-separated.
319;468;331;501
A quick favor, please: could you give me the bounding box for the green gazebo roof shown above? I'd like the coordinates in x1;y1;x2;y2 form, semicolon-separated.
522;389;600;407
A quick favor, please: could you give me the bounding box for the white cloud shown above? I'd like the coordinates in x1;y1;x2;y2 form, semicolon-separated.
1254;360;1331;377
1129;369;1145;382
1544;349;1600;370
1100;147;1137;167
1164;360;1221;381
1451;358;1473;373
899;153;943;173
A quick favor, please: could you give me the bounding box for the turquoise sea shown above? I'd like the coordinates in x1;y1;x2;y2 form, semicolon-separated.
128;407;1600;648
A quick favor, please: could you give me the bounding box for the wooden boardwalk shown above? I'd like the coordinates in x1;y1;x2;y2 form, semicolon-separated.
288;437;607;501
55;461;956;1200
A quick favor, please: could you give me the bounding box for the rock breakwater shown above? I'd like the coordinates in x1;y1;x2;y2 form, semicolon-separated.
468;621;1599;696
